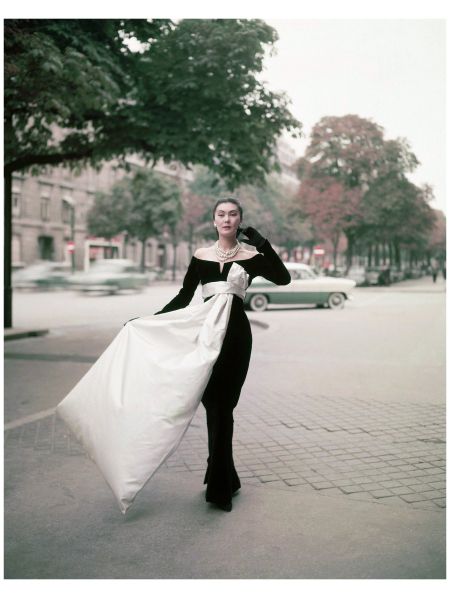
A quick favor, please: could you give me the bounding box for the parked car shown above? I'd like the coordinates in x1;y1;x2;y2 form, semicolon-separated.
346;266;368;286
68;259;148;294
12;261;72;290
244;262;356;311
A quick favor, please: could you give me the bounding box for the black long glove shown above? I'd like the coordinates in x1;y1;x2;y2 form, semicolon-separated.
240;226;266;251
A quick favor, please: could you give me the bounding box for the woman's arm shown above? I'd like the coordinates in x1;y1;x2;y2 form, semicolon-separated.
255;239;291;285
154;257;200;314
241;226;291;286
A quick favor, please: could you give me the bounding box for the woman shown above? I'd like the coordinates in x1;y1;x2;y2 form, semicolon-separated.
57;198;290;515
154;198;291;511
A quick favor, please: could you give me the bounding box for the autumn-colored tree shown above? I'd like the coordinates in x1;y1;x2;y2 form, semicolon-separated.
296;114;421;271
298;177;362;269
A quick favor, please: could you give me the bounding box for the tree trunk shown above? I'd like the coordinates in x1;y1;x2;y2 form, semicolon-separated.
394;241;401;269
368;244;372;267
188;223;194;258
172;243;177;282
4;168;12;328
140;238;147;273
375;243;380;267
345;233;354;274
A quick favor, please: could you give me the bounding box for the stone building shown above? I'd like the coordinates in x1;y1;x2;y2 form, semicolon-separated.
11;157;195;274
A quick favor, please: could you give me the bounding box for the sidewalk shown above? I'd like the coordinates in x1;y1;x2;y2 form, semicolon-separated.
4;278;446;579
4;428;445;579
357;275;446;293
4;327;49;341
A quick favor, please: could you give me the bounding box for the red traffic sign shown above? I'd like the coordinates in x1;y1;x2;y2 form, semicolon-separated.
67;241;75;253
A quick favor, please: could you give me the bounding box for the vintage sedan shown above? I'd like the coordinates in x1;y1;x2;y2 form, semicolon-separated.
12;261;72;290
244;262;356;311
68;259;148;294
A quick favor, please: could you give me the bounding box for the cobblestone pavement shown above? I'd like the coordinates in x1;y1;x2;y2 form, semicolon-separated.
5;387;445;513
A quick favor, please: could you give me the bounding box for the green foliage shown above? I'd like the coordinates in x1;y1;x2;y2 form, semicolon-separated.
87;167;182;243
5;19;301;187
125;169;182;241
87;182;132;240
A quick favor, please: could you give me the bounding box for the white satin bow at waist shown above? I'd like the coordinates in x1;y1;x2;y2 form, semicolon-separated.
201;281;246;301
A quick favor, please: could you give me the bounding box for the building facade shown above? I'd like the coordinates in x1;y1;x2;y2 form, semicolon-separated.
11;138;299;274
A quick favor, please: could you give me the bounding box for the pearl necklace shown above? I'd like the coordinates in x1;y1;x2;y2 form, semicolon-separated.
214;240;241;262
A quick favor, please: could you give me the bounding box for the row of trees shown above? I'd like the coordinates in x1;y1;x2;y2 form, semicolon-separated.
86;164;300;275
295;115;441;271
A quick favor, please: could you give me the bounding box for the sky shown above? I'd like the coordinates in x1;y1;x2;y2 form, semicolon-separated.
2;4;447;216
261;19;446;213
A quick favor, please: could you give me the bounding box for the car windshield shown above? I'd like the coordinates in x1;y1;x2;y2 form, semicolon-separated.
90;262;124;272
290;268;317;280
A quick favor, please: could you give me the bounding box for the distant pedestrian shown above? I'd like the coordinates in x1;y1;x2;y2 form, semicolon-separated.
431;258;439;283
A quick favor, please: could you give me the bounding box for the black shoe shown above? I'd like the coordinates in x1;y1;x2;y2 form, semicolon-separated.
215;501;232;512
207;499;232;512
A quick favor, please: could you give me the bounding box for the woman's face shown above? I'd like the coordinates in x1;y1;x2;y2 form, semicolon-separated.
214;202;241;238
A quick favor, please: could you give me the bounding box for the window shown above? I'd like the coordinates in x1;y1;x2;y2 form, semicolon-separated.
41;198;50;221
38;236;54;260
12;177;22;217
12;192;21;217
62;198;74;224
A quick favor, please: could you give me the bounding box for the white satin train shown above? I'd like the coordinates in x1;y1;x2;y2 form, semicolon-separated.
56;262;250;513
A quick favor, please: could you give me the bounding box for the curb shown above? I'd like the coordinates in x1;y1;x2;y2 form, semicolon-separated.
248;318;269;330
4;328;49;341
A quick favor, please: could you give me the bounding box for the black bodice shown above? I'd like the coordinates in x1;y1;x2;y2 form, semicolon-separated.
156;239;291;314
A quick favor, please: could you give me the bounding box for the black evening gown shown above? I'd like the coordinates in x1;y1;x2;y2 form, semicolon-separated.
155;239;291;506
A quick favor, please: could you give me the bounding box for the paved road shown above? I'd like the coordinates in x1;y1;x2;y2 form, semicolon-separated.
4;276;446;578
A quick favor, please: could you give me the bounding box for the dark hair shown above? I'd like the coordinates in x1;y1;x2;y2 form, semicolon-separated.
212;197;243;220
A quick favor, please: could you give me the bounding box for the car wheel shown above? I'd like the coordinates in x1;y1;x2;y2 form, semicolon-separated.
327;292;345;309
249;294;269;312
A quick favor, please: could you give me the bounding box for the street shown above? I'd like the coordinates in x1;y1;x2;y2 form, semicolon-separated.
4;276;446;578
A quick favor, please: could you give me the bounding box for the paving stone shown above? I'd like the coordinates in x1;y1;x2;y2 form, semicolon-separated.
339;485;365;494
285;478;310;487
376;496;411;507
258;480;288;490
400;493;429;504
259;475;281;483
369;489;395;499
360;482;383;491
429;482;446;490
420;490;445;500
345;491;377;501
388;486;412;496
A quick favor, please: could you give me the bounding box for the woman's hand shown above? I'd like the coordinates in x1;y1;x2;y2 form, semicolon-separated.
240;226;266;251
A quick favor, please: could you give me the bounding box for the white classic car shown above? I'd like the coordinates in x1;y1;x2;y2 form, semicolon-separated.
68;259;148;294
244;262;356;311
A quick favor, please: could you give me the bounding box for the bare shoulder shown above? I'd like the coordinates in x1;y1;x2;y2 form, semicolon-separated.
194;246;215;259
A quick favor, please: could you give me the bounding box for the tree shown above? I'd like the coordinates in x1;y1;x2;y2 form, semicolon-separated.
87;168;182;272
296;115;421;271
4;18;302;326
87;182;133;241
298;178;362;269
